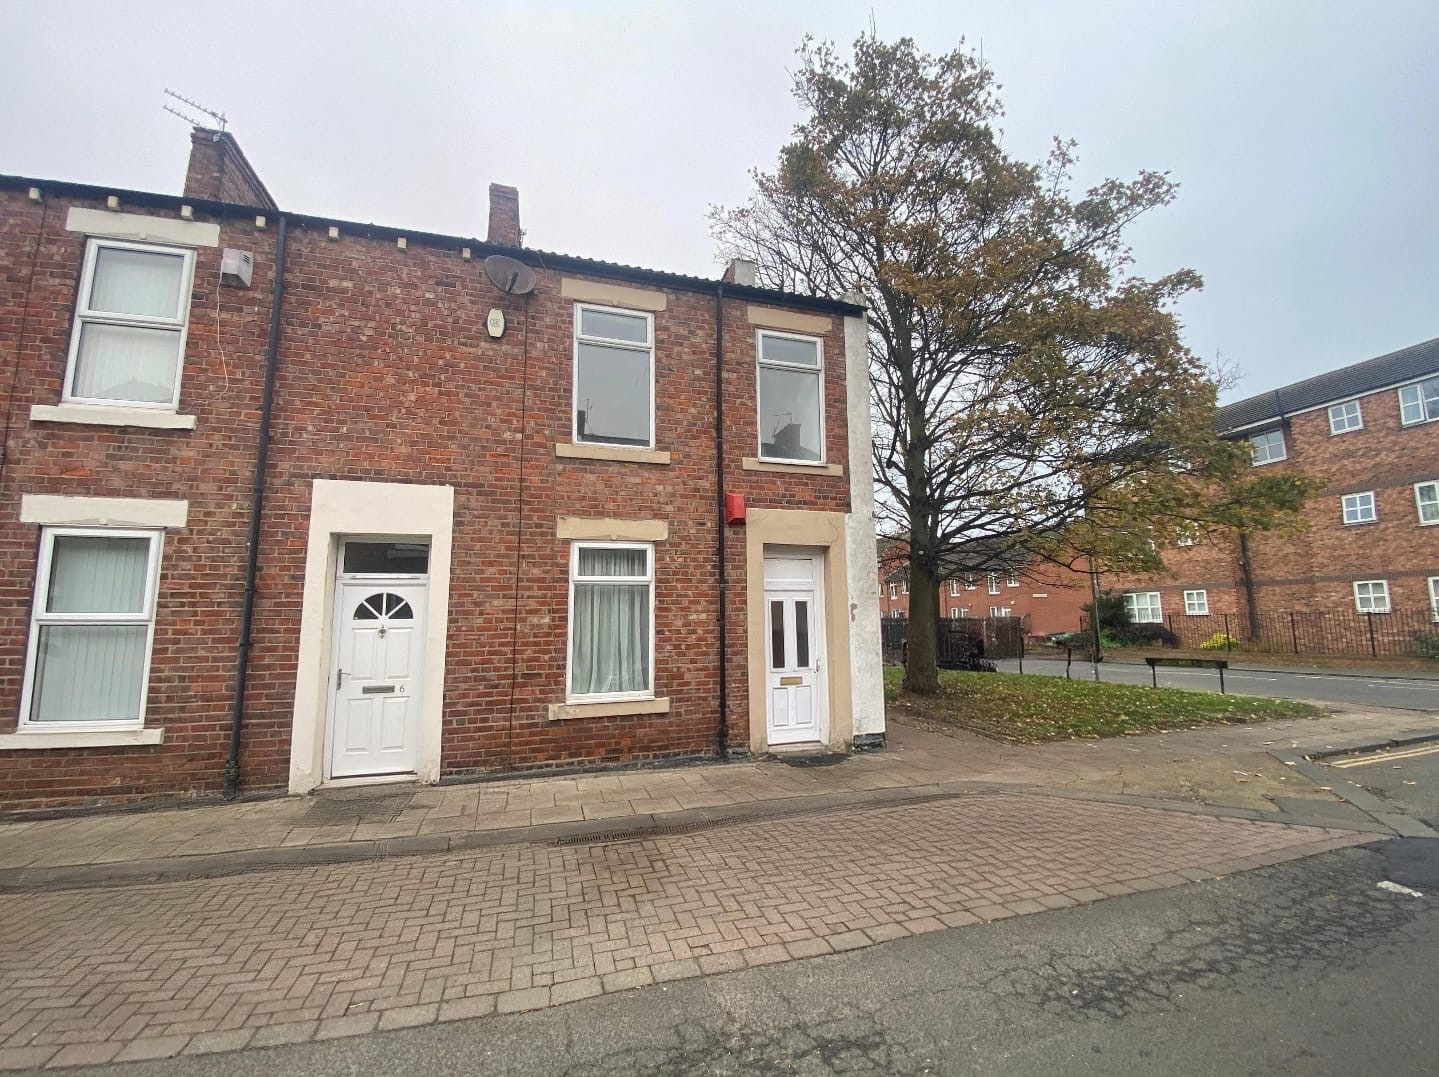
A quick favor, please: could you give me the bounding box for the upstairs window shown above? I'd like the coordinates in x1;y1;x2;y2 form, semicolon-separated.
987;573;1000;595
1415;482;1439;525
65;240;195;408
574;305;654;448
1006;570;1019;587
888;582;897;600
1328;400;1363;434
21;529;163;727
757;330;823;463
1249;429;1286;466
1399;378;1439;426
1341;491;1376;524
1176;525;1199;547
963;573;976;589
948;579;961;596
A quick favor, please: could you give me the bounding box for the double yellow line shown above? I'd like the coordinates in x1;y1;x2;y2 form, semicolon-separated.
1329;742;1439;769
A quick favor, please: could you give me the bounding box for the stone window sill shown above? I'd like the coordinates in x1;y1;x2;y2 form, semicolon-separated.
0;727;165;750
555;443;671;465
31;404;196;430
741;457;843;477
547;697;670;722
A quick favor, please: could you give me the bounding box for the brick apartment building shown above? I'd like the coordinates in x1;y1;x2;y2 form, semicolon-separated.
0;129;885;809
1110;339;1439;645
877;546;1090;637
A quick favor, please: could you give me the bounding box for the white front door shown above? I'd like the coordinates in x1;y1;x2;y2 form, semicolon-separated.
764;555;826;746
327;582;426;778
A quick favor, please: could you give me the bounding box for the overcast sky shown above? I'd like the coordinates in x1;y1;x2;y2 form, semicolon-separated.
4;1;1435;402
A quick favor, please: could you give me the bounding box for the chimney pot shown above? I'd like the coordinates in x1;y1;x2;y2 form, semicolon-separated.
488;184;521;247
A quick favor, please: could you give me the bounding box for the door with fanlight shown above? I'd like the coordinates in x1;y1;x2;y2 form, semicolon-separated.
763;554;827;746
327;555;428;779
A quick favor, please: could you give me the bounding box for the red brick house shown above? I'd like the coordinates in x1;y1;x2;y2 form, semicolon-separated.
1110;339;1439;643
0;130;885;809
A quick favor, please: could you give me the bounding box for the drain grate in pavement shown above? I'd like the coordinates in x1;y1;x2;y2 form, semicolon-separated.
303;790;417;825
777;753;850;768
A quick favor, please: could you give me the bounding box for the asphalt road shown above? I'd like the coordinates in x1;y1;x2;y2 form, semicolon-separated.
1327;741;1439;827
58;839;1438;1076
997;656;1439;711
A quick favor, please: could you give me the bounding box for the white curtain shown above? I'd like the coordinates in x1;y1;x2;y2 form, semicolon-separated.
72;323;182;403
571;548;649;696
90;248;183;318
31;537;150;723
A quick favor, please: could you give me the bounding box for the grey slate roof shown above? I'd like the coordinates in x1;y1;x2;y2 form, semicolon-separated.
1217;336;1439;433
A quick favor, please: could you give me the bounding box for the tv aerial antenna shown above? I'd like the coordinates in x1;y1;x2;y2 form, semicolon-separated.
162;89;228;132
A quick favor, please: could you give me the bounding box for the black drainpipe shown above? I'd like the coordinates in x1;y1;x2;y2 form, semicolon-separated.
714;282;729;759
225;214;289;799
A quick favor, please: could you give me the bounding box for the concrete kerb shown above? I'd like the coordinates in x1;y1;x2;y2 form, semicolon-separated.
1269;735;1439;840
0;778;1393;894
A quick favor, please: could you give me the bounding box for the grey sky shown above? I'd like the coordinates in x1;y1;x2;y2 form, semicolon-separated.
3;1;1435;402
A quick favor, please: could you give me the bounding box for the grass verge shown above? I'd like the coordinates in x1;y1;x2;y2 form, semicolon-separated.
884;666;1325;743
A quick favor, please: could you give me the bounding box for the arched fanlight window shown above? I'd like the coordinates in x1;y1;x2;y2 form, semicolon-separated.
354;593;415;621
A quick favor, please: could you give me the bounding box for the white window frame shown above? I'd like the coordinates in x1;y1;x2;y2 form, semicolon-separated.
948;579;961;597
63;238;196;410
1328;400;1363;434
565;541;655;704
1006;570;1019;587
888;582;897;600
964;573;976;590
1429;577;1439;621
1415;482;1439;526
1341;491;1377;525
901;578;909;594
1399;378;1439;426
19;527;164;731
1124;591;1163;623
989;605;1012;618
1183;589;1209;616
987;573;1000;595
572;303;656;450
755;329;825;465
1249;429;1286;466
1176;525;1199;547
1353;579;1391;614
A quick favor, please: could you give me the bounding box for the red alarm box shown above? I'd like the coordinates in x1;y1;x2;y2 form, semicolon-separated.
724;492;746;525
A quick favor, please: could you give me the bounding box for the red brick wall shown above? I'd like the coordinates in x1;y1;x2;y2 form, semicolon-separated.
1112;380;1439;635
181;130;277;210
0;187;853;807
880;557;1091;636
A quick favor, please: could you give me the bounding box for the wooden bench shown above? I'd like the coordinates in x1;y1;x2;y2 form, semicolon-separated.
1145;656;1228;693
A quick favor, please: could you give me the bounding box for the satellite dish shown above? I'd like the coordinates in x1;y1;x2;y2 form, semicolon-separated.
483;254;536;296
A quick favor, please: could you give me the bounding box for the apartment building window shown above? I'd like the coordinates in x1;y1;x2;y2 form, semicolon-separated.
901;578;909;594
948;579;961;597
64;239;196;409
1249;429;1286;466
1399;377;1439;426
888;582;897;600
1415;482;1439;525
757;330;823;463
568;543;654;701
1353;580;1391;614
989;605;1012;617
1429;577;1439;621
964;573;976;589
1124;592;1163;623
1176;525;1199;547
574;305;654;448
20;529;163;727
1006;570;1019;587
1342;491;1376;525
1328;400;1363;434
987;573;1000;594
1183;590;1209;616
890;608;905;619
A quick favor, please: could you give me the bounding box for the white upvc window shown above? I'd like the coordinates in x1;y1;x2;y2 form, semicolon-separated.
1176;525;1199;547
890;608;905;619
573;304;655;449
1342;491;1377;525
1328;400;1363;434
1353;579;1391;614
1249;429;1286;465
949;606;960;618
888;582;897;600
64;239;196;409
1124;591;1163;623
948;579;961;597
964;573;976;590
987;573;1000;595
20;528;163;729
1184;589;1209;616
901;578;909;594
1415;482;1439;525
567;542;654;702
1399;378;1439;426
1006;570;1019;587
1429;577;1439;621
989;605;1012;617
756;330;824;464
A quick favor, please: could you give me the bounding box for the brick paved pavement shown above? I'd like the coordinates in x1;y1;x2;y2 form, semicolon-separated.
0;792;1373;1070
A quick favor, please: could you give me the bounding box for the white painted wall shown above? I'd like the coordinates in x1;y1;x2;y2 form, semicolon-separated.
842;310;886;738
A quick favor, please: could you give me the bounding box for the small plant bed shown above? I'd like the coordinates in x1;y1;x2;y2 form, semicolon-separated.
884;667;1325;743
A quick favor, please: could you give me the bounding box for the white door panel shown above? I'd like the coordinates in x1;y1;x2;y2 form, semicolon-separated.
764;556;826;746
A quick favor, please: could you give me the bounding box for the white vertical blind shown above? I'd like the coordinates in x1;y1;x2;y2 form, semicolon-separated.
89;247;185;318
46;536;148;613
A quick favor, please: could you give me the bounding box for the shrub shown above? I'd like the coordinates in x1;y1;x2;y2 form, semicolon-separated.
1199;632;1238;651
1411;631;1439;659
1122;623;1180;648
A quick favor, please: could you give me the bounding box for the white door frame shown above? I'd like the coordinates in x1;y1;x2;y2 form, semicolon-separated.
323;572;429;781
763;550;829;746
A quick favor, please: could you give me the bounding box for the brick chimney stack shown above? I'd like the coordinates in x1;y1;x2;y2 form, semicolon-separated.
487;184;521;247
182;128;277;209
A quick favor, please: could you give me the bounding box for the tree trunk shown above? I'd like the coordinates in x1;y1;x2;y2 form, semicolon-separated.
904;556;941;694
